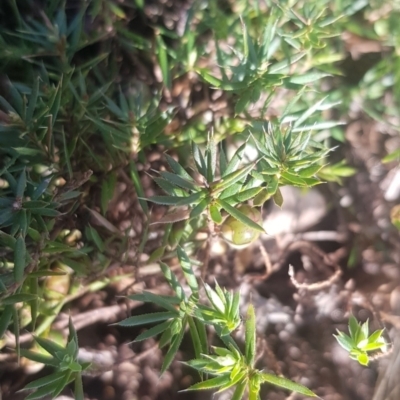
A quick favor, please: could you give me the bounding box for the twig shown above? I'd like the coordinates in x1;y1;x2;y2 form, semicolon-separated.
288;263;341;292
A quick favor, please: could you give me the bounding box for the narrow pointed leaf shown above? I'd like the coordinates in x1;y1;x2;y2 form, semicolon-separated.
217;199;265;233
260;373;318;397
177;246;198;294
2;293;37;305
0;305;13;337
22;371;65;390
211;164;254;194
272;188;283;207
245;304;256;366
165;154;194;181
19;350;59;367
117;311;177;327
13;236;26;283
159;171;198;191
190;199;208;219
129;291;179;313
185;374;231;391
134;320;172;342
231;379;247;400
74;373;84;400
160;262;185;301
161;322;186;374
209;204;223;224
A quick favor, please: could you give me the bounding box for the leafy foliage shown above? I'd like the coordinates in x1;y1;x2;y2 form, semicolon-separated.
0;0;394;398
119;249;318;399
334;315;387;366
20;318;89;400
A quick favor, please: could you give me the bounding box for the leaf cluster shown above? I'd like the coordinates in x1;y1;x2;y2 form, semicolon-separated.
118;249;318;399
334;315;387;366
20;319;89;400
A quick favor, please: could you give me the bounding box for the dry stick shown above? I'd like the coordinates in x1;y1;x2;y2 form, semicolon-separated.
246;240;344;292
258;240;273;279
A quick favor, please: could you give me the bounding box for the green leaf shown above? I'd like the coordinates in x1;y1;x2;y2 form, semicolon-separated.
159;171;198;191
225;187;263;204
161;321;186;374
129;291;179;313
253;189;271;206
287;72;330;85
51;370;72;398
228;291;241;326
158;326;173;348
231;379;247;400
348;315;360;339
280;171;307;186
74;372;84;400
177;191;207;206
219;144;228;176
19;350;59;367
130;161;148;214
177;246;199;294
192;142;207;177
0;231;16;248
190;199;209;219
16;168;26;198
218;370;246;392
2;293;37;305
203;282;225;314
148;246;166;262
22;371;65;390
14;236;26;283
29;208;61;217
117;311;177;327
134;320;172;342
334;332;354;352
209;204;223;224
272;188;283;208
68;317;79;358
0;305;13;338
362;342;385;352
153;177;187;197
160;262;186;301
357;353;369;366
156;34;171;89
217;199;265;233
184;374;231;391
245;304;256;366
368;329;384;344
165;154;194;182
101;172;117;215
206;139;217;183
86;225;105;252
25;378;65;400
211;164;254;194
195;68;223;87
34;336;67;358
22;200;51;209
360;320;369;342
297;164;323;178
147;195;187;205
260;373;318;397
382;149;400;163
187;316;203;361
